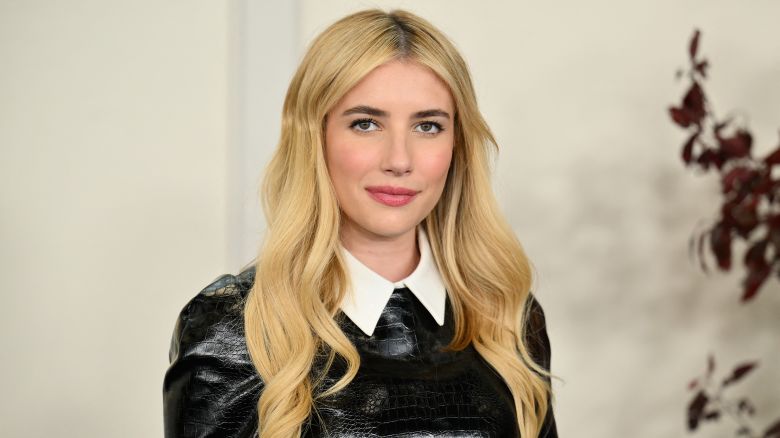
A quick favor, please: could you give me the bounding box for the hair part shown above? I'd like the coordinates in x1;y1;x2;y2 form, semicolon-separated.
243;8;556;437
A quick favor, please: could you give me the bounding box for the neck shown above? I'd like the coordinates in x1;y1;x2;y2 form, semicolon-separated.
339;222;420;283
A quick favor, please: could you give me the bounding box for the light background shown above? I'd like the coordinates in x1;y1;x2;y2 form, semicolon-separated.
1;0;779;436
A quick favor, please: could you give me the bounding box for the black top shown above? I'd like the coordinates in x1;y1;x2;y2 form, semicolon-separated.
163;266;558;437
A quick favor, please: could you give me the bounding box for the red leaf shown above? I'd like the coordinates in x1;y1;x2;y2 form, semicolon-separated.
744;240;769;269
765;418;780;437
670;106;693;128
683;82;706;125
670;83;707;129
769;223;780;253
687;390;709;430
689;29;701;60
722;167;753;194
722;361;758;386
718;129;753;159
764;146;780;166
742;264;770;302
722;197;760;238
682;132;699;164
753;170;773;195
697;148;721;170
695;59;709;78
709;223;733;270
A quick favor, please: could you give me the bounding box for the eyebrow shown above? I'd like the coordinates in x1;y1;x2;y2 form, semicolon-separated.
341;105;450;120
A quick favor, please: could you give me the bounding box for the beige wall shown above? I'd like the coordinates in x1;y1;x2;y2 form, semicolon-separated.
2;0;779;436
0;1;233;436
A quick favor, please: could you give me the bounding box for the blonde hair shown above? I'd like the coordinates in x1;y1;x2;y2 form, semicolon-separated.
244;8;555;437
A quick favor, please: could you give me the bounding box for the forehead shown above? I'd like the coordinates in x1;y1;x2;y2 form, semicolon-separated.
334;59;453;112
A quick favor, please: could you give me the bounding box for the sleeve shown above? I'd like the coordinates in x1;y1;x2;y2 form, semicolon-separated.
525;293;559;438
162;275;264;438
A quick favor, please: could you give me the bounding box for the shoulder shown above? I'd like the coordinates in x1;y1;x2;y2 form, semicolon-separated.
183;265;256;312
523;292;552;371
524;293;558;436
175;265;255;329
524;292;548;334
163;265;262;437
169;266;257;362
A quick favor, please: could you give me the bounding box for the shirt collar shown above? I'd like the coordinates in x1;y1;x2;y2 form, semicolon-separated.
338;226;447;337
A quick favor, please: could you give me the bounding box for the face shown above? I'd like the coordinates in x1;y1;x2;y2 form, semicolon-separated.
324;59;455;243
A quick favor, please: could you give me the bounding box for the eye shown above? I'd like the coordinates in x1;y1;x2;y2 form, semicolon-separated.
415;121;444;135
350;118;380;133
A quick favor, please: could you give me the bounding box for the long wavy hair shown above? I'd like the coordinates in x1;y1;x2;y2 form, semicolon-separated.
243;8;554;437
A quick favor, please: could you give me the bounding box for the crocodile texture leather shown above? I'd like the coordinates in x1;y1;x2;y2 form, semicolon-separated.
163;266;558;437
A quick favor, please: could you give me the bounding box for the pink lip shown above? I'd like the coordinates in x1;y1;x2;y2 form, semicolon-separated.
365;186;420;207
365;185;420;195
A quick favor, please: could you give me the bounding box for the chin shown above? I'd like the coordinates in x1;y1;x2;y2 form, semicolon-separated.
362;218;420;238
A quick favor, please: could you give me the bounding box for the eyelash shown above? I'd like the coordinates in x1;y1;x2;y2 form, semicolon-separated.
349;118;445;136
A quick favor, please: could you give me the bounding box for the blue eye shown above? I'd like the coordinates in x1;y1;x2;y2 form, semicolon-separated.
349;118;445;135
415;121;444;135
350;118;379;132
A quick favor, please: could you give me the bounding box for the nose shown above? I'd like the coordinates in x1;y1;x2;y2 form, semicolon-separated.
382;129;412;176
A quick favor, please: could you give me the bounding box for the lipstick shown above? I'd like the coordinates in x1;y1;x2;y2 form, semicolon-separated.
365;185;419;207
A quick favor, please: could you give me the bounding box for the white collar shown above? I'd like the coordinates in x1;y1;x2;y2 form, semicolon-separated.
338;226;447;336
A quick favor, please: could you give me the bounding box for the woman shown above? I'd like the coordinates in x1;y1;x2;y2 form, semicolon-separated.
163;8;558;438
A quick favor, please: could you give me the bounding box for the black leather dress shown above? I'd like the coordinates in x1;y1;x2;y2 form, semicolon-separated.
163;266;558;437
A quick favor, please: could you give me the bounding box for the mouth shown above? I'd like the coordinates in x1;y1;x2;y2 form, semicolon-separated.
365;185;420;207
365;185;419;196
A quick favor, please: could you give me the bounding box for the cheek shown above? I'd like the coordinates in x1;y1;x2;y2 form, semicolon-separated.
420;147;453;186
325;132;374;191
